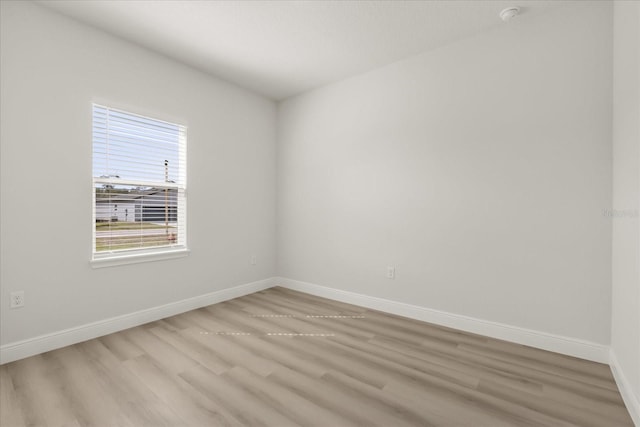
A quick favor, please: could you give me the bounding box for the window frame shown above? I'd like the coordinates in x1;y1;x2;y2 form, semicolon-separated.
90;103;188;268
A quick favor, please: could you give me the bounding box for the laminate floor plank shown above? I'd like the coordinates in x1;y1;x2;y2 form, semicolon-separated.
476;379;629;427
457;343;619;391
373;333;627;404
5;354;82;427
470;339;613;379
239;295;377;340
225;335;330;378
181;307;240;332
147;326;232;375
123;354;242;427
268;366;437;427
179;365;299;427
97;332;145;362
45;346;136;427
119;326;199;375
74;339;189;427
181;328;279;377
270;288;368;315
383;379;577;427
0;287;634;427
0;363;27;427
336;334;544;395
225;366;352;427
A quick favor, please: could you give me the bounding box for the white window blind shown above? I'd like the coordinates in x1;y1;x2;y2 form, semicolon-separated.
92;104;187;259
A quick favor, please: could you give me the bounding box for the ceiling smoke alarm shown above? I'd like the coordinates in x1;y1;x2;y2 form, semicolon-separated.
499;7;520;22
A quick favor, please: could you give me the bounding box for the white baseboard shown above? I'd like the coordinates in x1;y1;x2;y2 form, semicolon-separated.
275;277;610;364
0;277;276;365
610;350;640;426
0;275;612;367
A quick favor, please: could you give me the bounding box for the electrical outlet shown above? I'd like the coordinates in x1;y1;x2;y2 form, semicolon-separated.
250;255;257;265
10;291;24;308
386;266;395;279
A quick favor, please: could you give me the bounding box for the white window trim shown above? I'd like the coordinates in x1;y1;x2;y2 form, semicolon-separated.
90;247;190;269
91;103;188;265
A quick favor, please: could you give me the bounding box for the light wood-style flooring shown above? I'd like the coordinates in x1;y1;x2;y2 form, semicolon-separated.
0;287;634;426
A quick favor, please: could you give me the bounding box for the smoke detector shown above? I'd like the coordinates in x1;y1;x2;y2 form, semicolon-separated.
499;7;520;22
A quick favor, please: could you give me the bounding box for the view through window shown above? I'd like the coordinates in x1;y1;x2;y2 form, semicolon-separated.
92;104;187;258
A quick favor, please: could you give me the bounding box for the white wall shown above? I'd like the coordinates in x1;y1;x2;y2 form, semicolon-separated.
0;1;276;346
611;0;640;414
277;4;613;345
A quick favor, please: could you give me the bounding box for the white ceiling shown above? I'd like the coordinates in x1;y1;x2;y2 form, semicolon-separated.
38;0;575;100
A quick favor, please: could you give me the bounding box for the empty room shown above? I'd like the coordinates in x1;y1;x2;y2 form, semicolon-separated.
0;0;638;426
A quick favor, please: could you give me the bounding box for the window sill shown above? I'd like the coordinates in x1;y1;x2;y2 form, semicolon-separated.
91;248;190;269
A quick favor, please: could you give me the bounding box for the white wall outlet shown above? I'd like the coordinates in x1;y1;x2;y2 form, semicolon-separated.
10;291;24;308
250;255;257;265
386;266;395;279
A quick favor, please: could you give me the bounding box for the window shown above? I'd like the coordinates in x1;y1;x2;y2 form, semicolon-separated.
92;104;187;264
